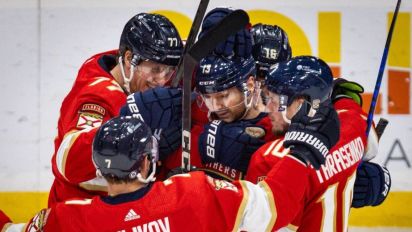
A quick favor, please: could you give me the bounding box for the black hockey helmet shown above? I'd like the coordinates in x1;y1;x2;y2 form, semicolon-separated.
195;54;256;94
251;23;292;78
119;13;183;66
265;56;333;108
92;116;158;183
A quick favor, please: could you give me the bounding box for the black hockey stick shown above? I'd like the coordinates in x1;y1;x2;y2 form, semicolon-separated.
171;0;210;88
366;0;401;137
181;10;249;171
375;118;389;140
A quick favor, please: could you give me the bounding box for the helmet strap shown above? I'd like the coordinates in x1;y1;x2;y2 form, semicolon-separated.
281;109;291;124
118;55;138;95
253;80;263;108
238;88;254;120
137;161;157;184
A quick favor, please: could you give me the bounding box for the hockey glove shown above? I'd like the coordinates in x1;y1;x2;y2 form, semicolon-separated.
199;7;252;58
158;125;182;161
199;120;266;173
332;78;364;106
283;100;340;169
119;87;182;131
352;161;391;208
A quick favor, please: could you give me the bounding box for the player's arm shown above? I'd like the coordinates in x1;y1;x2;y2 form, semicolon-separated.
54;95;117;187
244;139;286;183
194;156;308;231
332;79;391;207
331;78;380;161
213;100;340;231
0;208;52;232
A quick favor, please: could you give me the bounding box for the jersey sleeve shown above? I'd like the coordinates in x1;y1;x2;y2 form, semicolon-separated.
245;139;288;183
53;79;125;189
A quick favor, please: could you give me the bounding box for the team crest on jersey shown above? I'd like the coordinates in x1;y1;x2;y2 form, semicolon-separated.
245;126;266;138
76;112;103;130
207;176;238;192
81;103;106;115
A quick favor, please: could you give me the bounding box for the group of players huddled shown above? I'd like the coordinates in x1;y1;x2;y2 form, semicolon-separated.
1;7;392;232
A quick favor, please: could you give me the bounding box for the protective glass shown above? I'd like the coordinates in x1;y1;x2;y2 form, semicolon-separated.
264;92;288;113
198;89;247;113
137;60;175;84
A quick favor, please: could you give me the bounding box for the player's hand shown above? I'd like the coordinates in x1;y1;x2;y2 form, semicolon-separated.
119;87;182;131
199;120;266;173
352;161;391;208
0;210;12;230
283;100;340;169
332;78;364;106
158;125;182;160
199;7;252;58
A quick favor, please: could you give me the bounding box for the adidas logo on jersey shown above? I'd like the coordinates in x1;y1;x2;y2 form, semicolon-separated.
124;209;140;222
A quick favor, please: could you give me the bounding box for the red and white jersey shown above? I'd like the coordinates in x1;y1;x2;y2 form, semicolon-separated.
245;99;368;232
49;50;127;206
12;157;309;232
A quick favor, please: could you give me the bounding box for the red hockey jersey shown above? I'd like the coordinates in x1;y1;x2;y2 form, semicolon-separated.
245;99;368;232
18;157;309;232
49;50;127;206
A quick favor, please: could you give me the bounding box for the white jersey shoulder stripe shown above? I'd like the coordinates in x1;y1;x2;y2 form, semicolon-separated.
79;176;108;192
65;199;92;205
56;127;94;179
237;181;274;231
232;181;249;231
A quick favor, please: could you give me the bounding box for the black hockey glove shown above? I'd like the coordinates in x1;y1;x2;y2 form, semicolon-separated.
158;125;182;161
352;161;391;208
199;7;252;58
283;100;340;170
199;120;266;173
119;87;182;131
332;78;364;106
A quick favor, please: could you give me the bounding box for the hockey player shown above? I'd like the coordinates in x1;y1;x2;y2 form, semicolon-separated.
1;112;339;231
251;23;292;81
48;13;183;206
194;54;276;180
250;23;293;113
121;7;260;179
244;56;389;231
190;23;292;180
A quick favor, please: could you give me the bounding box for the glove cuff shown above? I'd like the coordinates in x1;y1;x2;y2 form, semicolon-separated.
284;131;330;157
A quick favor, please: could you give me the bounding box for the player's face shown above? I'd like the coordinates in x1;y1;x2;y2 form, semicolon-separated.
266;92;289;135
201;87;247;123
130;60;175;92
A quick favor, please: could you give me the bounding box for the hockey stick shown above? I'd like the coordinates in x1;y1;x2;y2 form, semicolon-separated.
181;10;249;171
366;0;401;137
171;0;210;88
375;118;389;140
